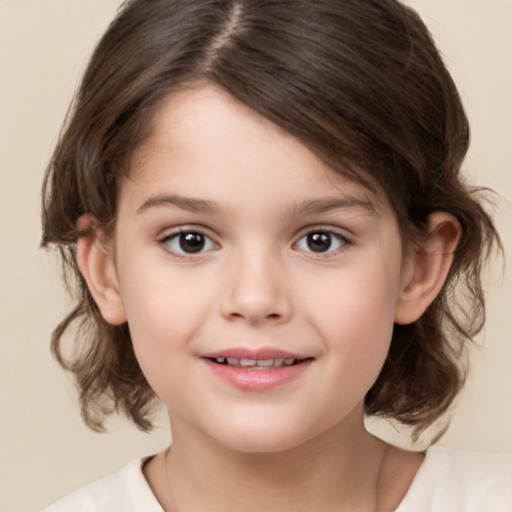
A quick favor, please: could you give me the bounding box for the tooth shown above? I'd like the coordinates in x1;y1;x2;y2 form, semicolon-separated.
256;359;274;367
215;357;226;363
284;358;295;366
274;358;284;367
227;357;239;365
240;358;257;366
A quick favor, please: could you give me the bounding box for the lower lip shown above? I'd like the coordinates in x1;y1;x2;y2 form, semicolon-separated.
203;359;312;391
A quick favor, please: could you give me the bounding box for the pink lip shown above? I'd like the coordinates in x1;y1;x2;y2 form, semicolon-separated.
202;347;307;360
201;347;313;391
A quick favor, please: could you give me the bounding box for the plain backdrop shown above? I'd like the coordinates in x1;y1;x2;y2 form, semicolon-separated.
1;1;511;511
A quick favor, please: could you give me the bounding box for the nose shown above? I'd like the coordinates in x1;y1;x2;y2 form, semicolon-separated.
220;248;292;325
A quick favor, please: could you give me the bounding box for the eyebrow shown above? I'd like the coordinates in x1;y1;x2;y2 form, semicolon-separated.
137;194;220;215
292;197;376;216
136;194;376;216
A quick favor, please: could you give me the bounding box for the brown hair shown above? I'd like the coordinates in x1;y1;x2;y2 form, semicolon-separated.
42;0;500;435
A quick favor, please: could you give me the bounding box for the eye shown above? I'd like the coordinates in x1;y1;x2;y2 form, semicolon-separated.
160;230;217;256
295;230;346;254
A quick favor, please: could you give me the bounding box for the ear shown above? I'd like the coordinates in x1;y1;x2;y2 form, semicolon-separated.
394;212;461;325
76;214;127;326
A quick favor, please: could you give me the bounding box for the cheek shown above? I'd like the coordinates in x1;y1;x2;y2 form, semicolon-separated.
116;263;210;379
120;285;207;407
302;257;401;378
305;260;400;331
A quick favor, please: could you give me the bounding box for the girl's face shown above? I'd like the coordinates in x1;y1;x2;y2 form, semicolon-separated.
111;85;410;452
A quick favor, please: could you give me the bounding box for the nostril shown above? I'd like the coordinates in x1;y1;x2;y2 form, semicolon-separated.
220;285;292;324
224;305;283;322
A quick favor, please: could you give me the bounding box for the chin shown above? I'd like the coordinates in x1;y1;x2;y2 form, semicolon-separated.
208;418;322;455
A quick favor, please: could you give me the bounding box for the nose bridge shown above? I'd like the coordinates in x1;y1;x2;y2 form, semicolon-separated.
221;240;291;324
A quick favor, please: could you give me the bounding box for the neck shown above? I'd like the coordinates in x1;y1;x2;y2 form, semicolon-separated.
162;409;393;512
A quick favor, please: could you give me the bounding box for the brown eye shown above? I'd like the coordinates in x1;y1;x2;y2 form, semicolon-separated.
296;230;346;254
161;230;216;255
179;232;206;253
307;232;331;252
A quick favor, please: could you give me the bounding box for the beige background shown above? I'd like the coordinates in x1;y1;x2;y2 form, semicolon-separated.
0;1;511;511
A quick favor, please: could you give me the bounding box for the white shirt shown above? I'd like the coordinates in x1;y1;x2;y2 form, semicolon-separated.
43;446;512;511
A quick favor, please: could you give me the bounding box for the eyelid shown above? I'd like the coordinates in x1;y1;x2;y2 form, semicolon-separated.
158;223;217;240
294;224;352;241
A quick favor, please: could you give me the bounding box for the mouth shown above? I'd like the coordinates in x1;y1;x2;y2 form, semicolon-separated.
201;349;314;391
207;356;307;370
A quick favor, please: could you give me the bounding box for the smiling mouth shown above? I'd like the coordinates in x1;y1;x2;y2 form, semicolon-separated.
203;351;314;390
207;357;307;370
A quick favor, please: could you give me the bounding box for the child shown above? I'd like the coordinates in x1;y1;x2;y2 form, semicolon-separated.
41;0;511;510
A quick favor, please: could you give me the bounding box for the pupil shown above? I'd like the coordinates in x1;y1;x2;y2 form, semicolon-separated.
307;232;331;252
180;232;205;253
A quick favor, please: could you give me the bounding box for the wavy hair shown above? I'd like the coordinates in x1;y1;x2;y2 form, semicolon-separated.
42;0;500;435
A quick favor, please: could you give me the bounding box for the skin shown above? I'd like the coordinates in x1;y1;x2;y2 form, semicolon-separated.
78;84;461;511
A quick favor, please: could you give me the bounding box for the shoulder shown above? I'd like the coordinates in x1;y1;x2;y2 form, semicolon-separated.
397;446;512;512
42;457;163;512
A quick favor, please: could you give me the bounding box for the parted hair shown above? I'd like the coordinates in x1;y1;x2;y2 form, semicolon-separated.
42;0;499;435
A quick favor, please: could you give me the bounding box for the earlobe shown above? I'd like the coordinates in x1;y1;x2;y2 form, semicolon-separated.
394;212;461;325
76;215;127;326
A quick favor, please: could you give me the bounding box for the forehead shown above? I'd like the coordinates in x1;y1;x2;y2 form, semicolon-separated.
127;84;391;215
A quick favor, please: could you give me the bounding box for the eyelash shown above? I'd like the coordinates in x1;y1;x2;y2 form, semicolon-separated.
158;227;350;259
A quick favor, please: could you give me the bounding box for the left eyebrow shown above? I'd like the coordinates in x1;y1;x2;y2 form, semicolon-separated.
291;197;376;216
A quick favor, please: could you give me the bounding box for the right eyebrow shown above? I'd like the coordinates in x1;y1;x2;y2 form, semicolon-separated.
137;194;220;215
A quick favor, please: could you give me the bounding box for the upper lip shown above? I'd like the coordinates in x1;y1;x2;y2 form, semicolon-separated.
201;347;311;361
